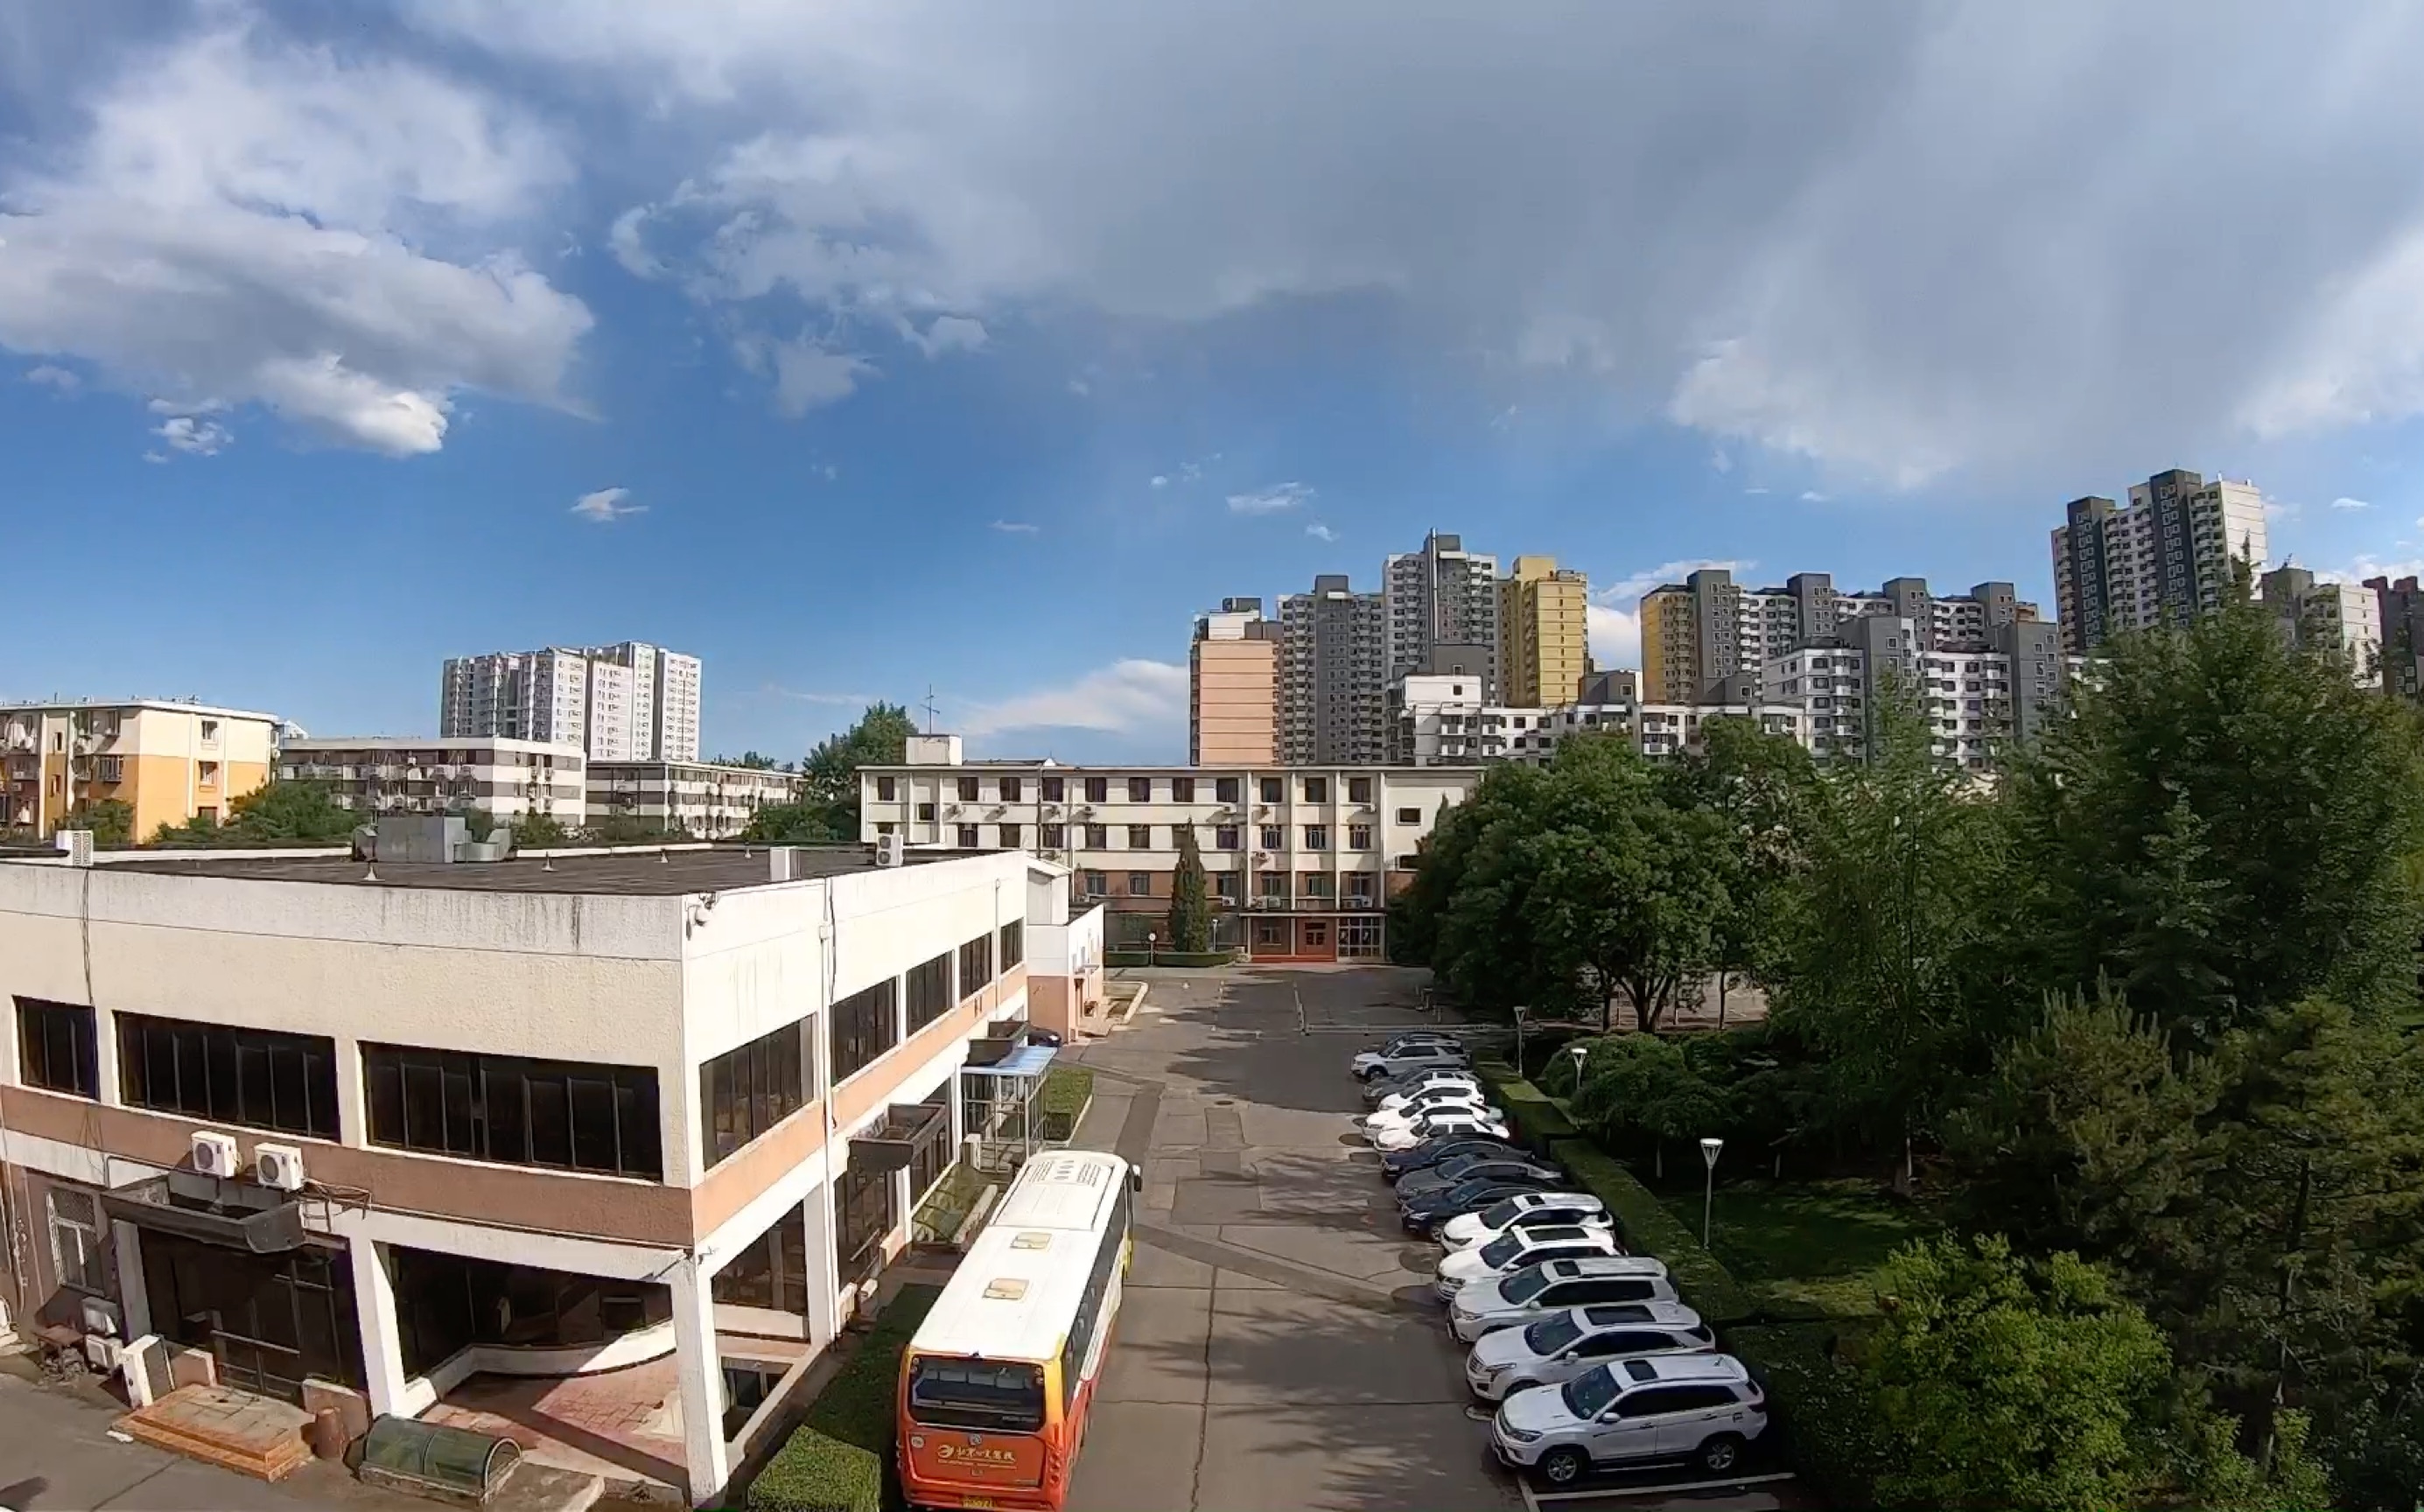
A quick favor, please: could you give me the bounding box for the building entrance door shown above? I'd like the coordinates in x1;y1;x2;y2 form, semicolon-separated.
139;1231;362;1404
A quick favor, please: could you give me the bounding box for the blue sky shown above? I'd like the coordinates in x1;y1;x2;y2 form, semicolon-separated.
7;2;2424;764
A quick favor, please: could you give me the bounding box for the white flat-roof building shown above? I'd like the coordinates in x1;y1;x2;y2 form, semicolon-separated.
282;737;588;823
587;760;805;839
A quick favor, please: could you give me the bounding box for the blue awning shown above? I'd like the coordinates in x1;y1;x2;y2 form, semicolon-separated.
962;1043;1059;1079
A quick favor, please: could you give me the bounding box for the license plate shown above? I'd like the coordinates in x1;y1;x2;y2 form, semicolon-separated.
963;1502;995;1509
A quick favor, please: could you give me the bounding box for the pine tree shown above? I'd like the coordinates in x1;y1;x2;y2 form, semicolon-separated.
1166;823;1212;953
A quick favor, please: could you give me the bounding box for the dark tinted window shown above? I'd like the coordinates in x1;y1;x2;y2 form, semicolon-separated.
998;920;1023;970
1215;777;1240;802
121;1012;338;1139
907;951;956;1032
366;1043;662;1178
1617;1385;1699;1418
830;979;900;1083
1564;1278;1659;1305
908;1358;1046;1432
17;998;97;1097
699;1021;807;1168
712;1202;809;1315
958;934;994;995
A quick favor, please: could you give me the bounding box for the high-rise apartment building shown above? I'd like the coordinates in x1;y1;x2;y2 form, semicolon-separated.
1385;532;1501;696
440;642;701;762
1279;575;1387;764
2260;567;2383;677
1189;598;1281;765
2366;575;2424;698
1496;556;1590;709
2052;469;2268;655
1641;570;2037;704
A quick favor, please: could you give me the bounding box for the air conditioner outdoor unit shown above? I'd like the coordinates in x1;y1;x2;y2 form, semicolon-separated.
190;1130;241;1179
83;1334;125;1373
875;833;907;867
81;1296;122;1338
254;1144;307;1193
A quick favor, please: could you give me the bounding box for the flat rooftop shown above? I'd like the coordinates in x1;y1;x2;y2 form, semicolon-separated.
85;845;888;896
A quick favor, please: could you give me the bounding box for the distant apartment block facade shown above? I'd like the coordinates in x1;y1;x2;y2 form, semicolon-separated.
1386;532;1501;696
1189;598;1281;765
1761;614;2066;766
1496;555;1590;708
858;735;1477;962
440;642;702;763
1641;569;2039;705
1279;574;1387;764
2053;469;2269;655
1389;671;1810;766
3;700;277;838
587;760;805;838
282;737;587;822
2368;575;2424;698
2260;567;2383;677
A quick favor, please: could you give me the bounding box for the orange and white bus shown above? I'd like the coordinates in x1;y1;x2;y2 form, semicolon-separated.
899;1148;1141;1511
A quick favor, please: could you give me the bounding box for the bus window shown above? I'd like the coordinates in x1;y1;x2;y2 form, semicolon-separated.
908;1356;1047;1432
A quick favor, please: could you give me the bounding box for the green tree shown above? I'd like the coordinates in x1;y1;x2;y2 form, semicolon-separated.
1667;716;1816;1026
1862;1234;2181;1511
57;799;134;846
714;751;781;769
1421;763;1565;1014
1559;1032;1735;1174
223;780;359;844
2000;589;2424;1044
751;703;917;844
1166;823;1212;953
508;810;575;849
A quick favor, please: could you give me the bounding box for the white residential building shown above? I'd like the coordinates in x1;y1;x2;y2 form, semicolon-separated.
1385;531;1501;696
2053;469;2269;655
1389;673;1808;766
282;737;588;822
440;643;702;763
1759;613;2067;767
0;841;1083;1505
2261;566;2384;678
587;760;805;839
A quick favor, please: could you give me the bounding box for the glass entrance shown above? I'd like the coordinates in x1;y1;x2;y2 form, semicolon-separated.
138;1231;362;1404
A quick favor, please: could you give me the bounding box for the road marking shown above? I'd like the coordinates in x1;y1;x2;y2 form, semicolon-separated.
1527;1470;1798;1502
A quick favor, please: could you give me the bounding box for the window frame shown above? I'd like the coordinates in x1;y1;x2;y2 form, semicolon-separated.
907;951;956;1032
1127;824;1152;849
698;1022;809;1170
16;997;98;1098
119;1012;340;1141
830;979;902;1085
47;1186;109;1295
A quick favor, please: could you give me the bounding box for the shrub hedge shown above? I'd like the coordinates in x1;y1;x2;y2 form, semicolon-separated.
746;1284;942;1512
1720;1320;1885;1508
1548;1138;1761;1325
1469;1058;1579;1151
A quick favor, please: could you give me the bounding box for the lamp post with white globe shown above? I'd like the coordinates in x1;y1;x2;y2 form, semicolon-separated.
1699;1137;1725;1248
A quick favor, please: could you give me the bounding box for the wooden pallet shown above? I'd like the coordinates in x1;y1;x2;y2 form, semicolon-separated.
117;1386;312;1482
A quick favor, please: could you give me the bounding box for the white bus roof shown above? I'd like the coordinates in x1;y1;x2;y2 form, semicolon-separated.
908;1149;1130;1368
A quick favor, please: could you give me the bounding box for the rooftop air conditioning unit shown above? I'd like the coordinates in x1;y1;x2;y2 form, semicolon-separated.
254;1144;307;1192
190;1130;241;1179
81;1296;122;1338
875;833;907;867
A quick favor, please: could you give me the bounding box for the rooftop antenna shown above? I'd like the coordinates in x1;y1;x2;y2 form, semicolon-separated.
921;686;942;734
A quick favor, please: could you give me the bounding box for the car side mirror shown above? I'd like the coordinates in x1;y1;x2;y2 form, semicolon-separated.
1131;1168;1145;1193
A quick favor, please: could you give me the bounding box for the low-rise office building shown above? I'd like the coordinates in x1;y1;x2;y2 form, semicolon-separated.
1390;674;1808;766
0;839;1079;1502
281;737;587;824
4;701;278;839
858;735;1479;962
587;760;805;839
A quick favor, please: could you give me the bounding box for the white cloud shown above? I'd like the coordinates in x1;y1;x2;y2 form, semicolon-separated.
1067;376;1092;396
759;683;875;706
1799;489;1830;502
735;333;874;414
1742;486;1770;495
1587;602;1641;671
899;314;990;357
571;486;646;522
1149;474;1168;488
2332;495;2372;510
1228;481;1313;514
1599;558;1750;606
1306;522;1339;542
990;519;1040;534
24;364;77;389
1708;447;1733;474
961;658;1187;737
0;23;591;456
154;414;230;456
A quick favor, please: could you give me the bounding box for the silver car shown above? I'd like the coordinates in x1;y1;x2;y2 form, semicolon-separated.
1447;1256;1676;1343
1462;1301;1713;1401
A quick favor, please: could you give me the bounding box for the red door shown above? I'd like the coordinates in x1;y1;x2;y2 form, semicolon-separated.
1298;919;1337;962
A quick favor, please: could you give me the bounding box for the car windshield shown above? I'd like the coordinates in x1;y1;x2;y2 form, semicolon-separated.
1500;1264;1553;1303
1479;1231;1526;1268
1447;1178;1503;1203
1477;1197;1525;1228
1560;1365;1620;1420
1522;1313;1583;1355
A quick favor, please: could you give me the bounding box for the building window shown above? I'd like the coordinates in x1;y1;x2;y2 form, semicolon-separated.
830;980;901;1084
698;1023;807;1169
1251;918;1288;949
1172;776;1194;802
1300;872;1334;899
907;951;956;1032
877;776;897;802
120;1013;340;1141
957;776;980;802
17;998;97;1098
1127;825;1152;849
1348;776;1373;803
1395;807;1420;823
1337;919;1382;958
1258;825;1283;850
1216;826;1241;850
1042;775;1066;802
712;1203;809;1316
916;802;936;822
998;920;1023;970
999;775;1022;801
1258;872;1287;903
1126;776;1152;802
1215;872;1241;901
1084;776;1108;802
1348;823;1373;850
1303;776;1328;802
1127;872;1153;897
1304;825;1329;850
48;1187;109;1294
999;822;1022;847
1259;777;1284;803
1082;871;1108;898
959;934;995;995
1085;823;1108;848
364;1043;662;1178
1396;853;1420;870
1041;822;1066;848
835;1160;898;1285
1345;872;1378;906
1216;777;1240;803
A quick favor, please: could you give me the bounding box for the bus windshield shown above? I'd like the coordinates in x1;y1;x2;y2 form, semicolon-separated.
907;1356;1047;1432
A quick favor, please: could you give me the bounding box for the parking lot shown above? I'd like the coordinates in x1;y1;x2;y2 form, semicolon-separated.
1063;967;1809;1512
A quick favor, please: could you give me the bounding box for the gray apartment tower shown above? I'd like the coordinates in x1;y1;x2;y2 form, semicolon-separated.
1279;574;1387;763
2052;469;2269;656
1385;532;1502;699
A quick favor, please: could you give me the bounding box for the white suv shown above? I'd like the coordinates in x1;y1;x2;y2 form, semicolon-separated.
1440;1193;1610;1250
1448;1256;1675;1342
1463;1301;1713;1401
1491;1353;1767;1487
1350;1041;1471;1082
1435;1225;1622;1300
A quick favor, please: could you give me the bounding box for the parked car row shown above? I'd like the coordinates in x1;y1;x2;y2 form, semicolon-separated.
1349;1031;1773;1490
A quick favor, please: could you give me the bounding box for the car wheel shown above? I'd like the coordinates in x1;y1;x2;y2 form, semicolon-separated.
1697;1433;1745;1475
1503;1379;1537;1396
1536;1446;1587;1488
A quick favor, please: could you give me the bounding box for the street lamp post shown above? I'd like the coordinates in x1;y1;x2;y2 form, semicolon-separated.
1511;1004;1530;1077
1699;1137;1725;1248
1146;930;1157;969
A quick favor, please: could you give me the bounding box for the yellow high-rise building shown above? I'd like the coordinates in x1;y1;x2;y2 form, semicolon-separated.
1496;556;1592;707
1639;584;1700;704
3;700;279;839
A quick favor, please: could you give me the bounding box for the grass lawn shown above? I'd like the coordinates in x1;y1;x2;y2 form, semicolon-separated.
1658;1177;1939;1320
1034;1065;1094;1141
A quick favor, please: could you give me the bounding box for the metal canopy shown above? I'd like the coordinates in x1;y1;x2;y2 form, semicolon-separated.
101;1172;307;1254
960;1043;1058;1080
852;1100;951;1173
